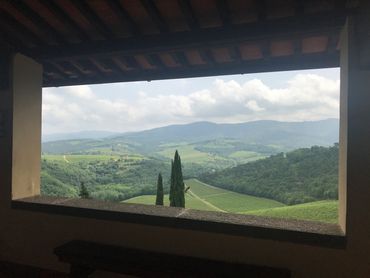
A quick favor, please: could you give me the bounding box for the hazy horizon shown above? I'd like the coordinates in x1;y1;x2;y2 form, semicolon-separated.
42;68;340;135
42;117;339;136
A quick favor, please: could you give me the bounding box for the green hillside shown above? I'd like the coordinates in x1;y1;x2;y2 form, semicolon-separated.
124;179;285;213
41;155;171;201
124;180;337;223
200;145;338;205
245;200;338;223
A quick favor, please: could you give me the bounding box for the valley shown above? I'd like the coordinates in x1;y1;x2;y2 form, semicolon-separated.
41;119;339;223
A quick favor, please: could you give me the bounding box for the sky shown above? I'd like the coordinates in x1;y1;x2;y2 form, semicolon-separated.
42;68;340;135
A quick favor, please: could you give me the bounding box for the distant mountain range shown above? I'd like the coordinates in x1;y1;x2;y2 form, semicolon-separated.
42;119;339;157
113;119;339;148
42;130;120;142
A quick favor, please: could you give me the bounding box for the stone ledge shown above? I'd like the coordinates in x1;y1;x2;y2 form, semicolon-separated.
12;196;346;248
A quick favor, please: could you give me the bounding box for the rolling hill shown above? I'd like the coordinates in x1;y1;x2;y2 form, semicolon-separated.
199;145;338;205
42;130;119;142
42;119;339;155
124;179;337;223
244;200;338;223
124;179;285;213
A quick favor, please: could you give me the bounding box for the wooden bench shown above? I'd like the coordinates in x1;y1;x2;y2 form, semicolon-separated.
54;240;290;277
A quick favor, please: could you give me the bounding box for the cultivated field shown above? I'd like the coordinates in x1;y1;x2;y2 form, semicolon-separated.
124;179;285;213
124;179;338;223
244;200;338;223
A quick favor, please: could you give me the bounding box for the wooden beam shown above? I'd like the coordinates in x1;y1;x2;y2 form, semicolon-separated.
71;0;115;40
146;54;165;69
39;0;90;42
0;28;29;51
294;0;305;15
228;46;242;62
34;11;347;61
43;51;340;87
172;52;190;66
216;0;231;27
199;49;216;65
140;0;169;33
177;0;199;31
106;0;141;37
45;62;69;80
0;10;45;46
8;0;67;45
123;56;141;70
256;0;267;21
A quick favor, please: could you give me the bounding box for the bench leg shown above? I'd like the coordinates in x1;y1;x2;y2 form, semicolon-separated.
69;265;94;278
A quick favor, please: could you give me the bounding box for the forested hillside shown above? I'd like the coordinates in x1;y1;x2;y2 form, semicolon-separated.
199;144;338;205
41;156;170;201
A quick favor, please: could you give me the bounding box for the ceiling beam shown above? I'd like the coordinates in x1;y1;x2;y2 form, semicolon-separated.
172;52;190;66
106;0;141;37
216;0;232;27
178;0;199;31
140;0;169;33
43;51;340;87
294;0;305;15
256;0;267;21
8;0;67;45
39;0;90;42
199;49;216;65
228;46;242;62
146;54;166;69
0;10;45;46
71;0;115;40
33;12;347;62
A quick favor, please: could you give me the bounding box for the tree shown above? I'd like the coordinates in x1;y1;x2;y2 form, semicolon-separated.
169;150;185;207
79;182;90;199
155;173;164;205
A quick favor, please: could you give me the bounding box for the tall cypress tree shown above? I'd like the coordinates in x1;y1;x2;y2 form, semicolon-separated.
169;150;185;208
155;173;164;205
79;182;90;199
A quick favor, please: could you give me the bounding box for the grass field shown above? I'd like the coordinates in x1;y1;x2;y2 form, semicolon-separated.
245;200;338;223
186;179;284;212
124;193;220;211
124;179;285;213
123;179;338;223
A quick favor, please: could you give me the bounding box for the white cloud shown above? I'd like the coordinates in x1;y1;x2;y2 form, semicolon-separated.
42;73;339;134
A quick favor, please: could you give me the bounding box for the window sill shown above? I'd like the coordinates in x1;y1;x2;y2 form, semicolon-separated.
12;196;346;249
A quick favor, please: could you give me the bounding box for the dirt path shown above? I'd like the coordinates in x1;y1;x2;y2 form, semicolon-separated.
187;189;226;212
63;155;70;163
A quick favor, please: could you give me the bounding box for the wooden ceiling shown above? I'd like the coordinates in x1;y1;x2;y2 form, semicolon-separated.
0;0;359;87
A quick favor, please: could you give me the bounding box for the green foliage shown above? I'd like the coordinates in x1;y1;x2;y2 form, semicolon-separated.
200;145;339;205
79;182;90;199
245;200;338;223
156;173;164;205
169;151;185;208
40;172;78;198
41;156;170;202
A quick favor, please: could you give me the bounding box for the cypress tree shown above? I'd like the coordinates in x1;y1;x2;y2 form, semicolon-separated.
79;182;90;199
169;160;175;206
155;173;164;205
169;150;185;208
